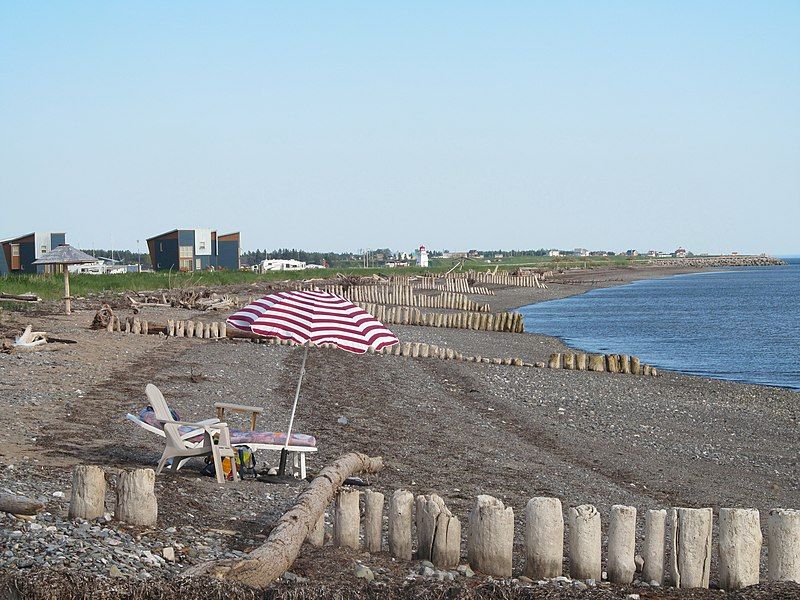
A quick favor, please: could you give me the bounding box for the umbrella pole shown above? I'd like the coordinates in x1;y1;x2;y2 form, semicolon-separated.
279;343;310;476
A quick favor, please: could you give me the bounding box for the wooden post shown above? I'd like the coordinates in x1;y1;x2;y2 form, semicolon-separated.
569;504;602;580
607;505;637;584
719;508;761;590
671;507;713;588
115;469;157;527
415;494;460;568
768;508;800;582
524;497;564;579
333;488;360;550
63;268;71;315
68;465;106;520
467;495;514;578
642;509;666;585
364;490;384;553
388;489;413;560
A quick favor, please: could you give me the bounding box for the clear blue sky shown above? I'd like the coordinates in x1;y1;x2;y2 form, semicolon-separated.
2;2;798;255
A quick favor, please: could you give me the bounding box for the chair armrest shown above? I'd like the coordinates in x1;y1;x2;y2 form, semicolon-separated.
159;419;229;429
213;402;264;414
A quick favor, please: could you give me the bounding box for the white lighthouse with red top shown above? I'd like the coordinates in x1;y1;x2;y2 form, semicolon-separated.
417;245;429;268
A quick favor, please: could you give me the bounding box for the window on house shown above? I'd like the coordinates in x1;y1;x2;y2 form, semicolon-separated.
11;245;19;257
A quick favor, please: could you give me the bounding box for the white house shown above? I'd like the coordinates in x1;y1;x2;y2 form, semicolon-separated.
258;259;307;272
673;247;688;258
416;245;429;268
574;248;589;257
547;249;560;257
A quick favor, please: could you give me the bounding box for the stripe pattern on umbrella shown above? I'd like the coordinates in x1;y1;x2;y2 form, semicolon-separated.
227;289;399;354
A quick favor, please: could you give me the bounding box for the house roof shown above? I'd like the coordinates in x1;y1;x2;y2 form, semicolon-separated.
146;229;179;242
32;244;96;265
1;232;65;244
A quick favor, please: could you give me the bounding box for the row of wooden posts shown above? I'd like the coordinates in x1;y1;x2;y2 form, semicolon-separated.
108;321;659;382
320;489;800;590
69;466;157;527
105;315;228;339
469;270;547;289
356;303;525;333
408;277;496;295
317;284;492;313
549;352;659;377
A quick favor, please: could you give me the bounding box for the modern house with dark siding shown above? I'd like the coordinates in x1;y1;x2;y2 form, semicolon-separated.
146;228;240;272
0;232;67;275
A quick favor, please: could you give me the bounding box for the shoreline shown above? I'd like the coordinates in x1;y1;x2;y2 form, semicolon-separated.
507;264;799;393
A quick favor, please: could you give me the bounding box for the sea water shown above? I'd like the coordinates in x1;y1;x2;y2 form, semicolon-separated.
520;257;800;390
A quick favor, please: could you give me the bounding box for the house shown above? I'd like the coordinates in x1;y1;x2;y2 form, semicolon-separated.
673;247;688;258
574;248;589;257
146;229;240;271
547;249;560;257
258;259;307;272
417;245;429;268
1;232;66;275
626;249;639;257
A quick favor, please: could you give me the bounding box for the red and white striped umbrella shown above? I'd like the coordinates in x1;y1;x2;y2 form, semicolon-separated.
227;290;398;476
227;289;398;353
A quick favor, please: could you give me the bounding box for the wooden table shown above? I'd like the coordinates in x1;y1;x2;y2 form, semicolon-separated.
214;402;264;431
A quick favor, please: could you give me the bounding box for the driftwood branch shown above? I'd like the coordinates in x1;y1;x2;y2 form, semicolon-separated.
183;452;384;588
15;325;47;348
0;493;44;516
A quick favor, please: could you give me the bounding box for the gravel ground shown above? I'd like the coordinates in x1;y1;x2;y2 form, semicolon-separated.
0;268;797;597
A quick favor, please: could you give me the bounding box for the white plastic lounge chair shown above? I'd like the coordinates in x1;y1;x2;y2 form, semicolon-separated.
126;384;317;478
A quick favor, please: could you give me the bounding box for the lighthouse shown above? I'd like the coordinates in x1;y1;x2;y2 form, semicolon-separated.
417;244;429;268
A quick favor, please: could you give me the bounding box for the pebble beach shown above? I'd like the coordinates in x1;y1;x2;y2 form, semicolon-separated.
0;265;797;598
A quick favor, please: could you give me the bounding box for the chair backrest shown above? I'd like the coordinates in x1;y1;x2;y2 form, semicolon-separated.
145;384;186;448
145;384;173;422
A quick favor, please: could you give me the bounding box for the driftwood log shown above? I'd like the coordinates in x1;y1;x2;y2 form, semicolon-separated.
184;452;384;588
0;293;41;303
0;493;44;516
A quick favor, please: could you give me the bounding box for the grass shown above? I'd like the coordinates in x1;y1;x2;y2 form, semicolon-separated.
0;257;642;301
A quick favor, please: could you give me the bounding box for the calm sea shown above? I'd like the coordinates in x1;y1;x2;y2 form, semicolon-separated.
520;257;800;390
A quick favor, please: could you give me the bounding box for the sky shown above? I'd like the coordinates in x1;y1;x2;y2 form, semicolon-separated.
1;2;799;255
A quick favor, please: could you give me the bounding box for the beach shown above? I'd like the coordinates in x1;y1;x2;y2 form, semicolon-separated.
0;266;797;597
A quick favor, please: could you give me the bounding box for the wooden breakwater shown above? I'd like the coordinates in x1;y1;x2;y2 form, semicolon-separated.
322;488;800;589
102;319;666;378
317;284;491;312
355;303;524;332
548;352;658;376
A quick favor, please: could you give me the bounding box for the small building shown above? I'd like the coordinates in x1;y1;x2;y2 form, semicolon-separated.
626;249;639;257
547;249;560;257
417;245;429;268
1;232;66;275
147;229;240;272
673;247;688;258
259;259;307;272
574;248;589;257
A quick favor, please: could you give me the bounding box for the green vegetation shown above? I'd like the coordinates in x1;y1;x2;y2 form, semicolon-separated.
0;254;648;302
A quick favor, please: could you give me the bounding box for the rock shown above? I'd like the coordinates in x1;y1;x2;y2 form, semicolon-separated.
355;563;375;581
337;416;349;425
573;580;588;590
109;565;124;578
284;571;308;583
457;564;475;577
634;554;644;572
162;547;175;562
